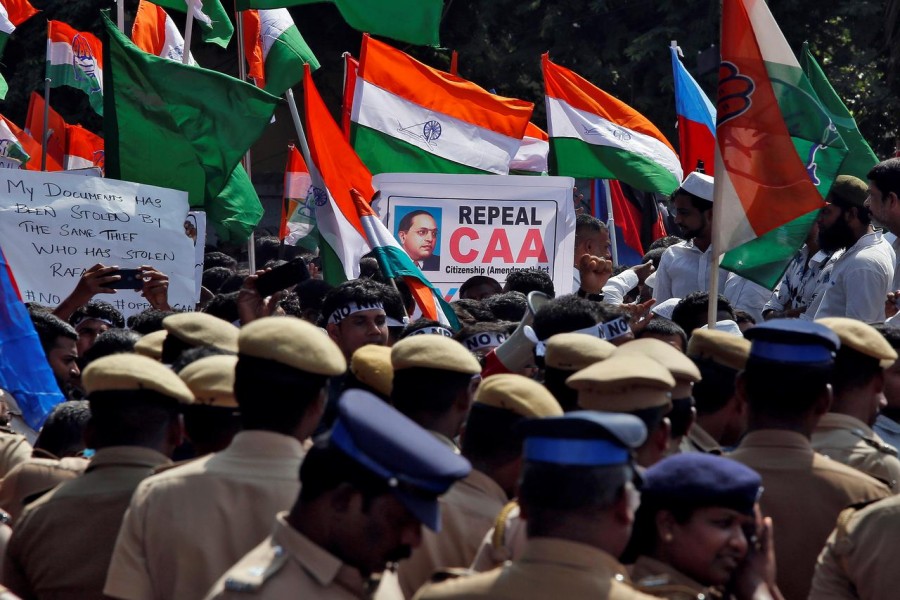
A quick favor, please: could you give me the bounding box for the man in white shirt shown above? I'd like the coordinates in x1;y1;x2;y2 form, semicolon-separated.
863;158;900;321
810;175;895;323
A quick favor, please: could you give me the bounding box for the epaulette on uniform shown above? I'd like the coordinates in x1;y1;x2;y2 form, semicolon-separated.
223;545;288;593
853;430;899;457
490;500;519;552
634;575;711;600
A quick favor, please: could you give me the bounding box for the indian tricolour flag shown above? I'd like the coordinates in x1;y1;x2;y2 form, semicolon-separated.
510;122;549;175
543;54;682;195
713;0;847;271
242;8;318;97
131;0;195;65
46;21;104;116
304;65;457;328
0;118;30;169
351;35;533;176
1;0;38;98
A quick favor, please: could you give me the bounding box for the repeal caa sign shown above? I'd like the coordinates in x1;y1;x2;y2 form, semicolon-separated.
373;174;575;300
0;169;197;316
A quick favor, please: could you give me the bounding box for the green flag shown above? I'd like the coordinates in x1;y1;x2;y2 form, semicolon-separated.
152;0;234;48
800;42;879;181
233;0;443;46
208;164;265;243
102;13;279;242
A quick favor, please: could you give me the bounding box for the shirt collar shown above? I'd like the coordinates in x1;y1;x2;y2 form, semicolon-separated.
86;446;171;472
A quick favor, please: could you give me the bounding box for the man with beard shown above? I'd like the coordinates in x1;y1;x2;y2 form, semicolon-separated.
205;390;470;599
809;175;895;323
30;312;80;398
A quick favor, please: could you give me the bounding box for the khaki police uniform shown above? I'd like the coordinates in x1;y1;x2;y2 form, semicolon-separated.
630;556;712;600
678;423;721;455
398;375;562;597
0;457;87;523
205;513;402;600
105;317;347;600
4;447;171;599
0;430;31;480
810;495;900;599
729;430;890;600
2;353;193;600
415;538;658;599
812;413;900;489
469;501;526;573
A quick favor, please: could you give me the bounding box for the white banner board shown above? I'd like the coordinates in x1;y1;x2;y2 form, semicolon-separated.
0;170;198;316
373;174;576;301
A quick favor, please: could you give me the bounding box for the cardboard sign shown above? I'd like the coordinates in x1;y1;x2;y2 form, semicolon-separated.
0;170;197;316
373;174;576;301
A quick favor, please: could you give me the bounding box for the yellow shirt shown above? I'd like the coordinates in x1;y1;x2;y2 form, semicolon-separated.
104;431;305;600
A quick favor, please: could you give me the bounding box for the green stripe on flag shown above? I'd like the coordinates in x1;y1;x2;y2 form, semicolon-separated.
152;0;234;48
0;74;7;101
549;137;680;195
263;24;318;97
721;210;819;289
47;63;104;115
320;236;348;286
351;123;487;175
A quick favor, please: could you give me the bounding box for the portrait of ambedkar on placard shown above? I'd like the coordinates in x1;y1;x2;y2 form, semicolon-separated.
397;208;441;271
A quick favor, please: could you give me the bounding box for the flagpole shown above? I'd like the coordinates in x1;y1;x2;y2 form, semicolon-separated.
40;78;50;171
235;7;257;272
284;88;314;176
117;0;125;33
182;2;195;66
707;160;723;329
602;179;619;265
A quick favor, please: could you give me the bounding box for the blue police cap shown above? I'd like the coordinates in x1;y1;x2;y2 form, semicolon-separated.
330;390;471;531
517;411;647;467
744;318;840;364
642;453;762;515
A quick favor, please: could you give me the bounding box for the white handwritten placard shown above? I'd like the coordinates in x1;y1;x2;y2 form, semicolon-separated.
0;170;197;316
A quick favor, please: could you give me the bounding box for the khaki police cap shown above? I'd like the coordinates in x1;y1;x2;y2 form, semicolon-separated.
616;338;701;398
178;355;238;408
475;374;563;418
391;335;482;375
817;317;898;368
134;330;167;361
687;328;751;372
544;333;616;371
239;316;347;376
350;345;393;398
163;312;239;353
82;354;194;404
567;353;675;412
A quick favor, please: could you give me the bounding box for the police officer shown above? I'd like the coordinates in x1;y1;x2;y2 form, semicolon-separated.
160;312;239;364
4;354;193;598
684;328;752;453
541;333;615;412
414;411;656;599
105;317;347;600
812;317;900;489
398;375;562;597
728;319;891;600
205;390;471;599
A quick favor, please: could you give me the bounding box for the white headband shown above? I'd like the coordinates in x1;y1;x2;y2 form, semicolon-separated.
409;326;454;337
328;301;385;325
462;331;508;353
524;317;632;357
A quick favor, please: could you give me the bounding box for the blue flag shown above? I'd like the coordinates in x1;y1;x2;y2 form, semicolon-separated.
0;248;65;429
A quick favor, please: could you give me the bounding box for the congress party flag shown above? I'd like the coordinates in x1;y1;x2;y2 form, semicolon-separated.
279;144;319;249
0;0;39;98
64;123;104;170
543;54;683;195
351;35;533;176
304;63;372;284
132;0;195;64
351;189;459;328
242;8;318;96
0;113;62;171
47;21;104;116
670;45;715;176
102;13;278;242
510;122;550;175
0;247;65;430
150;0;233;48
234;0;443;46
0;118;30;169
714;0;847;288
